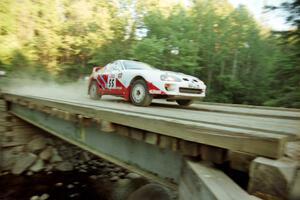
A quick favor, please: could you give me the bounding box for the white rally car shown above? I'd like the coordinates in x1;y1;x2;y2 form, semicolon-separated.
88;60;206;106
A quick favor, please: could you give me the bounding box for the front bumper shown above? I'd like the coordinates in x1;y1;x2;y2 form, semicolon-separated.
149;81;206;98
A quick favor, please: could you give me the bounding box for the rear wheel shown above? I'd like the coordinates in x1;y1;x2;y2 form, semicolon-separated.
176;99;193;106
130;79;152;106
89;81;101;100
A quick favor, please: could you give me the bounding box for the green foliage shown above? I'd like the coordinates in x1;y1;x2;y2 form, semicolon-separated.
207;75;245;103
264;0;300;108
265;47;300;108
10;50;30;70
131;37;166;67
0;0;299;108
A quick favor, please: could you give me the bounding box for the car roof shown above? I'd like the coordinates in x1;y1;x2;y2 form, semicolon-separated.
117;59;141;63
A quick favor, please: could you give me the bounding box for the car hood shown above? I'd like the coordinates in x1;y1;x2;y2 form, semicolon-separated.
133;68;204;84
159;70;202;81
161;70;187;76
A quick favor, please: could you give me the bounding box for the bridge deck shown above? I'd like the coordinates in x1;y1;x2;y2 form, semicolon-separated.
3;93;299;159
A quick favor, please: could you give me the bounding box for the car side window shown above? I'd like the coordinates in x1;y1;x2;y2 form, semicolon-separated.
104;61;123;73
104;63;112;73
98;67;105;73
112;61;123;71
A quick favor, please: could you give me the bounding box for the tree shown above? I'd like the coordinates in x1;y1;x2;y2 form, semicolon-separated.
0;0;297;107
265;0;300;108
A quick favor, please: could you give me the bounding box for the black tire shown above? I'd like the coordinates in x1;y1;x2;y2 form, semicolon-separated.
89;81;102;100
130;79;153;106
176;99;193;106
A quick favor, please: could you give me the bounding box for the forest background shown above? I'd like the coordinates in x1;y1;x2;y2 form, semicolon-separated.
0;0;299;108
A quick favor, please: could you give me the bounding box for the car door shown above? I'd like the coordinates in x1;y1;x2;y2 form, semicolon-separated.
106;61;125;95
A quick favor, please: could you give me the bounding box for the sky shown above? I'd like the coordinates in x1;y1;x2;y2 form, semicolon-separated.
228;0;292;31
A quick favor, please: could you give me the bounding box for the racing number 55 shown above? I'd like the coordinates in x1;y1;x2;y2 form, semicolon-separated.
107;75;116;89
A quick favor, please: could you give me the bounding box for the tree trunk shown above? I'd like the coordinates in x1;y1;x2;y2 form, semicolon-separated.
207;69;212;94
220;60;225;76
232;50;238;79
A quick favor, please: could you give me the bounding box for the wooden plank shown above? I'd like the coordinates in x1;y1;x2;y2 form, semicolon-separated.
248;157;298;200
28;102;36;109
0;126;8;132
1;133;33;147
62;111;77;121
8;116;24;123
0;100;6;109
18;99;28;106
193;104;300;120
39;106;52;114
4;130;36;137
158;136;179;152
171;138;179;152
0;115;10;122
1;121;30;127
11;127;40;134
201;145;228;164
197;101;300;112
101;120;115;132
228;151;256;172
145;132;158;145
0;112;11;117
78;115;93;126
284;140;300;161
115;125;129;137
179;140;199;156
159;135;172;149
130;128;144;141
0;106;6;112
179;160;258;200
289;169;300;200
50;107;60;117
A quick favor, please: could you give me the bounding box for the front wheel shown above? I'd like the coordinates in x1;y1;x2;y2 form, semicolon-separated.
130;79;153;106
89;81;102;100
176;99;193;106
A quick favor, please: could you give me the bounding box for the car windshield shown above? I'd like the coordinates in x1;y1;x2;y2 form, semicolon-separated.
122;60;154;70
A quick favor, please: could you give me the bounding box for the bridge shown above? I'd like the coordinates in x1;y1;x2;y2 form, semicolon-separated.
1;92;300;200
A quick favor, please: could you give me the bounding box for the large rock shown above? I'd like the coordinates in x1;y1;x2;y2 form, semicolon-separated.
80;152;91;162
248;157;298;199
27;137;47;152
40;193;50;200
8;145;24;154
127;183;172;200
289;169;300;200
12;153;37;174
2;133;33;147
30;159;45;172
39;146;53;161
0;149;19;170
112;178;149;200
50;149;63;163
125;173;141;179
55;161;73;171
30;196;40;200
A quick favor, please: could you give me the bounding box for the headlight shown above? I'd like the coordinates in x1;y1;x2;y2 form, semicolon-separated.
160;74;181;82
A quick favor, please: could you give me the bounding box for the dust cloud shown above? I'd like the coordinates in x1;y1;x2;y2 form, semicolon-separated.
0;75;166;107
2;77;89;101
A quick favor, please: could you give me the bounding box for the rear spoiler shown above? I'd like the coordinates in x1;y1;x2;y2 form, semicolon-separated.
92;66;102;73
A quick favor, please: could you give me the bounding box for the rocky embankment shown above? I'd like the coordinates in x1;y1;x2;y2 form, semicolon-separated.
0;98;175;200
